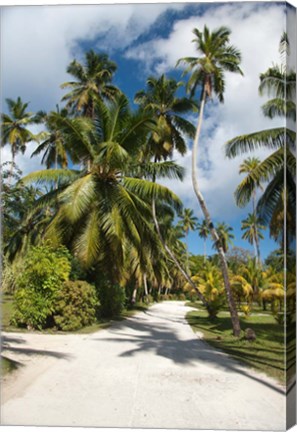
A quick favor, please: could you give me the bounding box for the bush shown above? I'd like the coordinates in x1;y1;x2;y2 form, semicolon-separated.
97;282;126;318
240;304;251;317
144;294;154;304
178;293;186;301
12;245;71;330
54;280;99;331
1;257;23;294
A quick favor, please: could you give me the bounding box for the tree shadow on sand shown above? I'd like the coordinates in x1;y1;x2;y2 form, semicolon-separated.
1;335;73;362
92;312;285;396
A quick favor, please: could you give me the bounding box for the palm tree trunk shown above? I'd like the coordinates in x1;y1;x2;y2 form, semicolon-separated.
254;232;261;266
132;286;137;304
252;190;261;266
186;231;189;273
192;87;241;337
204;238;207;262
143;273;148;296
151;198;210;311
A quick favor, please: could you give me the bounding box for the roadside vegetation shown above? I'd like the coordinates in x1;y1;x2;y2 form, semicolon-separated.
187;307;285;384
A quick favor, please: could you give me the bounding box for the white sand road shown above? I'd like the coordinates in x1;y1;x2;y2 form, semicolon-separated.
1;301;286;430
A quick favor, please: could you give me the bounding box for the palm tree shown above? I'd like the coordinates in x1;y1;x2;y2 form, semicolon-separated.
22;94;182;284
61;50;119;117
31;106;69;169
135;74;211;310
260;267;284;316
1;97;36;179
235;157;263;212
178;208;198;271
177;25;243;336
230;273;254;308
225;33;296;248
134;74;196;161
197;219;209;261
214;222;235;253
184;261;225;318
241;213;266;263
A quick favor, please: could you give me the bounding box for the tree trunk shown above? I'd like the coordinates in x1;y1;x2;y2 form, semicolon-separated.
132;286;137;304
192;87;241;337
143;273;148;296
254;231;261;266
151;198;211;312
252;191;261;266
186;231;189;273
204;238;207;262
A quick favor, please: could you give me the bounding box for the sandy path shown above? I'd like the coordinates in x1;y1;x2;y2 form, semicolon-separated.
1;301;286;430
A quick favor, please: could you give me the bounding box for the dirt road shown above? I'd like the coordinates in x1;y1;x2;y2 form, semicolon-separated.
1;301;285;429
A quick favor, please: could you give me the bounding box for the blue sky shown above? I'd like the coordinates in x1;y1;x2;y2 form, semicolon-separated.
1;2;295;260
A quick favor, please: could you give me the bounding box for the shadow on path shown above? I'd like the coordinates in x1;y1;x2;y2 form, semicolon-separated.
2;335;73;361
92;310;285;396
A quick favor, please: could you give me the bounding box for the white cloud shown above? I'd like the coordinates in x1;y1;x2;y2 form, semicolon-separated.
1;3;184;111
0;3;184;175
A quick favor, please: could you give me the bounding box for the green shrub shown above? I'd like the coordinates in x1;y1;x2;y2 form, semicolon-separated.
240;304;252;317
178;293;186;301
98;283;126;318
144;294;154;304
1;257;23;294
12;245;71;330
54;280;99;331
69;257;88;281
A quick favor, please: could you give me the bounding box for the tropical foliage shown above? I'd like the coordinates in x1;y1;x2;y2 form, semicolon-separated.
1;30;295;336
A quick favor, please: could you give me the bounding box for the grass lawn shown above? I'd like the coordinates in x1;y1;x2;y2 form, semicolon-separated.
187;308;285;385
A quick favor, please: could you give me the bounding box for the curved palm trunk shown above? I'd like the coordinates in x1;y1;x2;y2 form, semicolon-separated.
151;198;210;311
192;87;241;337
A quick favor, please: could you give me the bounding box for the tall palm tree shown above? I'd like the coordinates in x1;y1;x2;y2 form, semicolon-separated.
134;74;197;161
214;222;235;253
61;50;119;118
236;157;263;212
225;33;296;248
1;97;36;179
135;74;211;310
31;106;69;169
22;95;182;284
177;26;243;336
178;208;198;271
241;213;266;263
235;157;265;266
197;219;209;261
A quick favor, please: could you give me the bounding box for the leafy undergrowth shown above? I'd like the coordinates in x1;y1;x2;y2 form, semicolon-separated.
187;309;285;385
1;294;149;334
